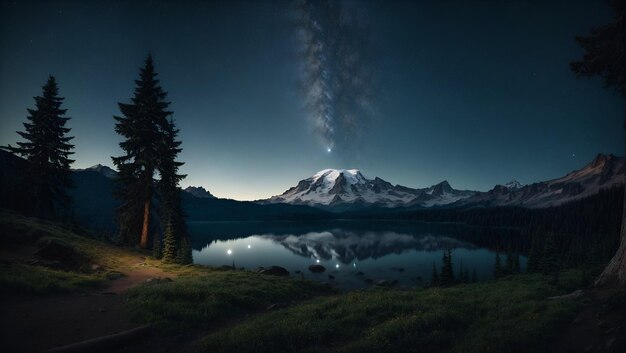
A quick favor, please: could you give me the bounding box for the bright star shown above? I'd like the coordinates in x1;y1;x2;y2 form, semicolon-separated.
327;147;332;153
227;249;232;255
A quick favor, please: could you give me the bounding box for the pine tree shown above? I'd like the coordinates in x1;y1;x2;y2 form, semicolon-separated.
440;249;455;286
541;235;560;278
505;252;515;275
112;55;172;247
157;117;188;263
512;253;521;273
526;235;543;273
458;260;469;283
494;252;503;279
162;220;177;263
152;235;162;260
3;76;74;219
176;235;193;265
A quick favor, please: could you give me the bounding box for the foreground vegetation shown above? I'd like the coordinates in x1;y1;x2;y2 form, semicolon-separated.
0;211;132;294
175;271;585;353
0;210;606;353
127;271;332;330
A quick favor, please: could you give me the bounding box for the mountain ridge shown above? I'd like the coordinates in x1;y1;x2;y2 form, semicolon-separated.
262;153;625;210
262;168;476;209
1;150;623;226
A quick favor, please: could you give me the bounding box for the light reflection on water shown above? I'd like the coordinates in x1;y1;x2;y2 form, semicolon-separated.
189;221;526;290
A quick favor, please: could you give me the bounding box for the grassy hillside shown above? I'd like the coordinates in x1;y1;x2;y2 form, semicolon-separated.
192;273;585;353
0;210;137;294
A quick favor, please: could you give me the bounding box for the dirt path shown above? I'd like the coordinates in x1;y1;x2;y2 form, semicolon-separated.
0;257;175;353
105;259;170;293
0;292;136;353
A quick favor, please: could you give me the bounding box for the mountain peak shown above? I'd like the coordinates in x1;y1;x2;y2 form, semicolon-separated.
184;186;215;198
77;164;118;178
313;169;364;180
589;153;615;169
504;180;523;189
426;180;453;196
437;180;451;187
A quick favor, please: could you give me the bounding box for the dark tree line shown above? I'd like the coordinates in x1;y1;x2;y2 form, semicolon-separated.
431;249;522;287
493;252;521;280
386;186;622;271
430;249;482;287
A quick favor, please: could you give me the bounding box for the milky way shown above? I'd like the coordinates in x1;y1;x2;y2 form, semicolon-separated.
294;0;375;157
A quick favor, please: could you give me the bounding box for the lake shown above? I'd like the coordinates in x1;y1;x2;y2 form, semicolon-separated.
189;220;527;290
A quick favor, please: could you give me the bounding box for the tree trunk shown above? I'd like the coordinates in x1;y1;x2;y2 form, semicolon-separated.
596;107;626;287
139;199;150;249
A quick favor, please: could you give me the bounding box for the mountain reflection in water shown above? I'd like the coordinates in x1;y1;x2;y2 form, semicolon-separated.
270;230;476;264
189;221;526;290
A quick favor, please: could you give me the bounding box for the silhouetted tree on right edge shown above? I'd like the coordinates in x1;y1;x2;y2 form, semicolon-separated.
571;0;626;286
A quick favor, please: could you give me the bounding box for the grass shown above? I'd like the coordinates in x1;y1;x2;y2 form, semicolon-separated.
192;274;585;353
126;269;334;330
0;262;103;295
0;210;156;295
0;210;151;269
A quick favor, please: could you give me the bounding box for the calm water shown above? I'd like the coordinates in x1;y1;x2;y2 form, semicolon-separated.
189;220;526;290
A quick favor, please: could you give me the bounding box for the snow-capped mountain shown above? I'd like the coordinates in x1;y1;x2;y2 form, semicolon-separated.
184;186;215;198
263;169;475;209
504;180;523;190
457;154;625;208
74;164;118;179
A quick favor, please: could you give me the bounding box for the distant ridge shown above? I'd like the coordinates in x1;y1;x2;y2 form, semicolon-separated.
262;154;625;210
456;153;625;208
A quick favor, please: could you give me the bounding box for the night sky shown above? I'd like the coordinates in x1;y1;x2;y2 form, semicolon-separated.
0;0;623;200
